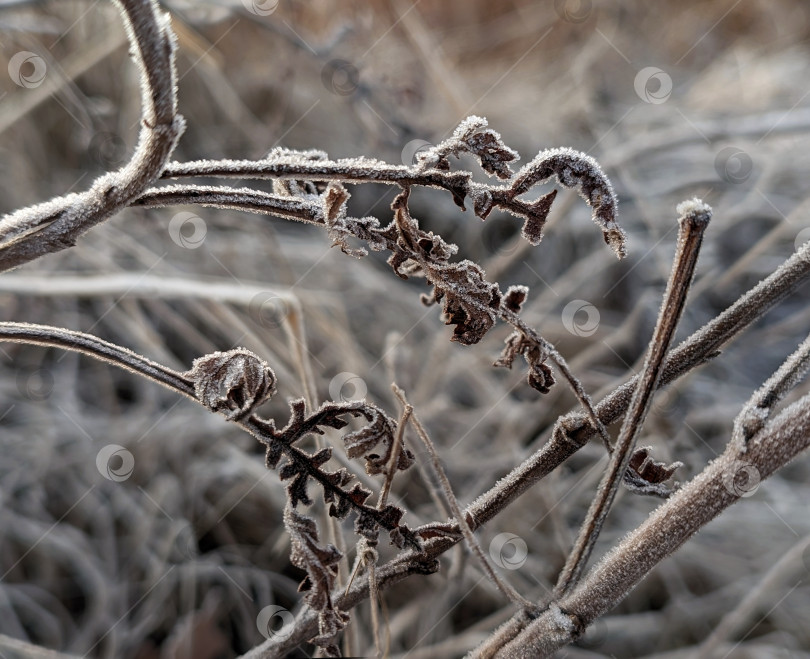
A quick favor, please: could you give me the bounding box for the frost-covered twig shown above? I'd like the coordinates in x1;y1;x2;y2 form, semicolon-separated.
0;0;184;272
393;385;537;611
537;237;810;451
0;321;195;396
158;118;626;259
0;321;423;655
554;200;710;597
732;331;810;450
492;391;810;657
252;235;810;658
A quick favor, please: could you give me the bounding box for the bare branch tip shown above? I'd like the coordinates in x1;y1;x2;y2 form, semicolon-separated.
676;197;712;231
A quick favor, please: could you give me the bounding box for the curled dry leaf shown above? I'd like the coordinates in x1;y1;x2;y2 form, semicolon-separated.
509;147;625;257
495;331;556;394
494;288;555;394
186;348;276;421
426;260;503;346
342;403;414;475
623;446;683;498
284;505;348;655
418;115;519;180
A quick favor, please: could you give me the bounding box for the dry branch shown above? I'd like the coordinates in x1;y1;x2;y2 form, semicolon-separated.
0;0;184;272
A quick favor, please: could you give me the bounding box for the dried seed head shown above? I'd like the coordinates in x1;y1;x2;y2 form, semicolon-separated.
186;348;276;421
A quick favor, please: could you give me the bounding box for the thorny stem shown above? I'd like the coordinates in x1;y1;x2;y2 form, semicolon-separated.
393;385;537;612
554;200;711;597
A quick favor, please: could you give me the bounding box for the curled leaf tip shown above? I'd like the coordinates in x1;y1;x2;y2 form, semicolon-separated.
511;147;626;258
186;348;276;421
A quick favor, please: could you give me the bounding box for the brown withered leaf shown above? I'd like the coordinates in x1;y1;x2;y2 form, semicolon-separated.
502;285;529;313
185;348;276;421
446;116;519;179
253;398;421;550
521;189;558;246
623;446;683;498
342;404;414;475
496;286;555;393
284;506;349;655
425;260;502;346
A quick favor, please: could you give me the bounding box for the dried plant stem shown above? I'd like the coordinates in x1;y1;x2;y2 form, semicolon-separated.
392;385;537;611
732;331;810;448
542;240;810;452
379;398;412;508
494;393;810;656
0;322;194;397
367;547;382;659
251;241;810;657
0;322;416;549
0;0;184;272
554;200;711;597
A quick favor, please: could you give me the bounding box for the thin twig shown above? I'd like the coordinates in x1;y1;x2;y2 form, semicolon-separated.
732;331;810;450
379;400;412;509
0;322;195;397
494;391;810;657
392;385;537;612
248;237;810;658
0;322;417;549
554;199;711;597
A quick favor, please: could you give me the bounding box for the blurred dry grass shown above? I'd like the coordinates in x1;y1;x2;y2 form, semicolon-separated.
1;0;810;657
